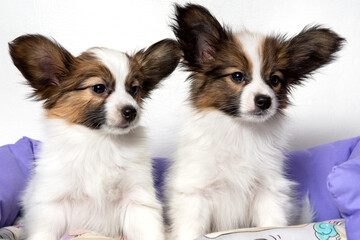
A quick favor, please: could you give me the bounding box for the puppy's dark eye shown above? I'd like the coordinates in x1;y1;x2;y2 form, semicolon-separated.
130;85;139;96
129;80;140;96
270;75;281;87
92;84;107;94
231;72;245;83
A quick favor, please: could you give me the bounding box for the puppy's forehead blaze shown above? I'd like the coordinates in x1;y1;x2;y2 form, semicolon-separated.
46;51;117;128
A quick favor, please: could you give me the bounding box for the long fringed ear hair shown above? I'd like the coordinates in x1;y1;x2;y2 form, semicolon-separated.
133;39;181;99
9;34;75;102
284;25;345;85
172;4;233;71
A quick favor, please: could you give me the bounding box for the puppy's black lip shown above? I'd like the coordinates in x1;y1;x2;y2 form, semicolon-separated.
253;111;267;116
106;123;130;129
117;123;131;129
243;110;269;117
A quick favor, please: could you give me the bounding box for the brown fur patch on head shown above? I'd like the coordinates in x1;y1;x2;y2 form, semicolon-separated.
47;52;116;129
125;57;143;104
173;4;255;115
191;72;246;116
261;36;290;109
261;26;345;109
9;35;116;129
173;5;345;117
10;35;181;129
189;41;253;115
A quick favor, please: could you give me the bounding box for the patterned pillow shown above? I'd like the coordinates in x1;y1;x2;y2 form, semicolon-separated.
196;219;346;240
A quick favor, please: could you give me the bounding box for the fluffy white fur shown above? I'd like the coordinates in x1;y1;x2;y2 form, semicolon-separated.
9;32;181;240
165;30;307;240
167;2;342;238
22;120;164;240
165;4;343;237
166;104;296;240
19;47;166;240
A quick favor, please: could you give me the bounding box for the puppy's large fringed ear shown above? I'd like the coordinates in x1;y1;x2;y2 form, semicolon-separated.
173;4;232;70
134;39;181;98
285;26;345;84
9;34;75;101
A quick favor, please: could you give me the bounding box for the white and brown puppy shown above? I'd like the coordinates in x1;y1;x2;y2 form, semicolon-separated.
165;4;344;240
9;34;180;240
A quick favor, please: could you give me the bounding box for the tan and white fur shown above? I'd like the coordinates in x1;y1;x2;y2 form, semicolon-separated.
9;34;181;240
165;4;344;240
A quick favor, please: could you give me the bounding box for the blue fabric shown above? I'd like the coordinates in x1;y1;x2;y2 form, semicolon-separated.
154;137;360;240
286;137;360;222
0;137;40;227
327;140;360;240
286;136;360;240
1;136;360;240
152;158;171;202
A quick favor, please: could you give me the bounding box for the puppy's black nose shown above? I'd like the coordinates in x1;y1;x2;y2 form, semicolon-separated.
121;106;137;122
254;95;271;110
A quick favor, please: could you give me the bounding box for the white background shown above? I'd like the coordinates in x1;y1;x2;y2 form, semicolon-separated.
1;0;359;158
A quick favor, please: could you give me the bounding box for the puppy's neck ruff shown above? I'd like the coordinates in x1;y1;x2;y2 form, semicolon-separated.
181;106;288;162
39;118;148;165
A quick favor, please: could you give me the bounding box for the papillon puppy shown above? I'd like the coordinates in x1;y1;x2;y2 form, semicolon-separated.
9;34;180;240
165;4;344;240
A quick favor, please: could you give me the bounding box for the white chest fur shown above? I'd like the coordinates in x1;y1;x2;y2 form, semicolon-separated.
21;119;162;239
166;108;295;239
